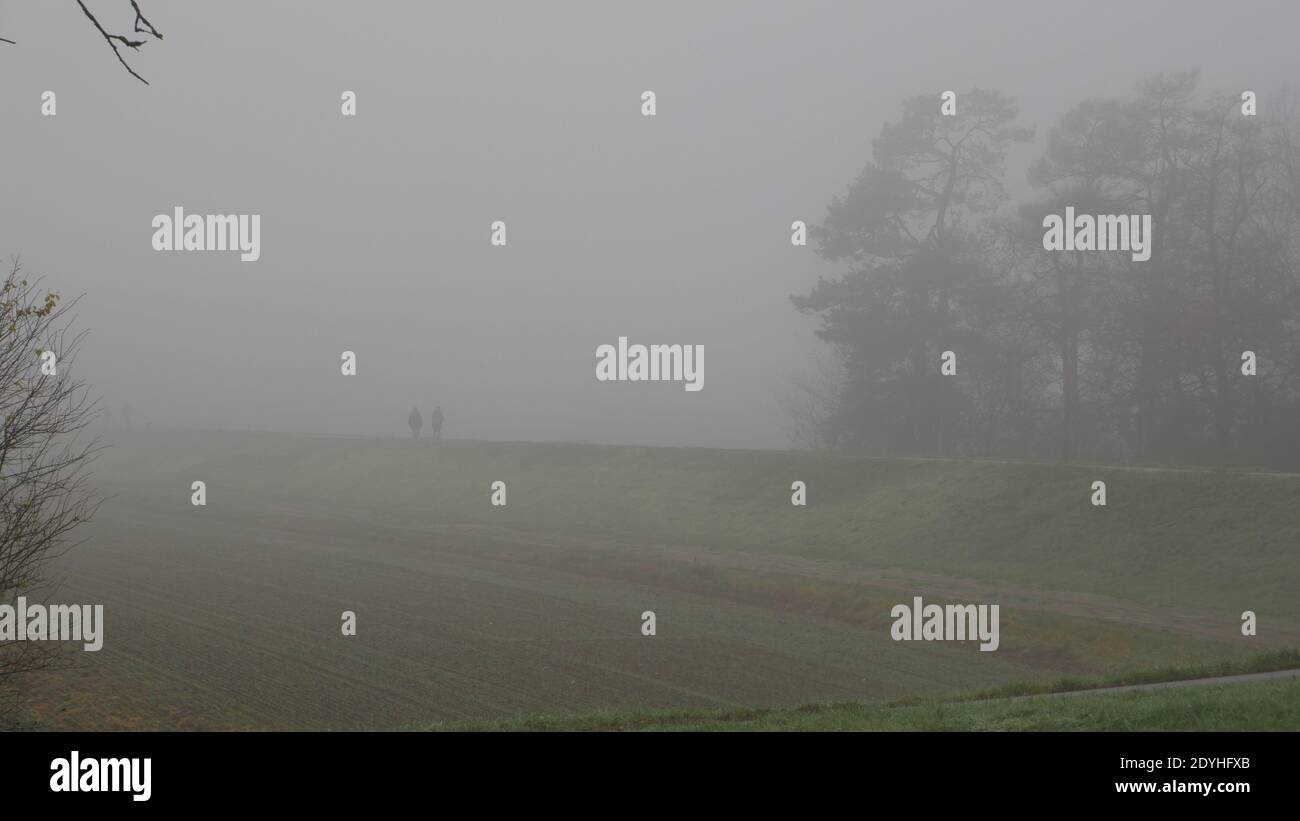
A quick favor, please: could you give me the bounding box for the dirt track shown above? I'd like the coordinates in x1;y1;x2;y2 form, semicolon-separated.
1005;668;1300;700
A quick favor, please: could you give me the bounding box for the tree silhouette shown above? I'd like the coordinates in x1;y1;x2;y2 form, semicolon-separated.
797;77;1300;468
794;89;1032;454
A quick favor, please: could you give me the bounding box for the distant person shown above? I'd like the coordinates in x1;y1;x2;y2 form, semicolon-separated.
408;406;423;439
121;404;133;429
430;406;444;441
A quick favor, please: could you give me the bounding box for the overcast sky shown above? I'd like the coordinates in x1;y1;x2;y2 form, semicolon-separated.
3;0;1298;448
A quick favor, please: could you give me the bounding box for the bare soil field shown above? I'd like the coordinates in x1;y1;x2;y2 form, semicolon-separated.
17;470;1277;730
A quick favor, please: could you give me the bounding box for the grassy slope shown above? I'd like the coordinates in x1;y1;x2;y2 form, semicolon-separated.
100;429;1300;620
424;678;1300;731
421;652;1300;731
79;430;1300;729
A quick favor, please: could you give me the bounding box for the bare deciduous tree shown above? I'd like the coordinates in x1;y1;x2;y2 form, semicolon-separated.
0;261;102;719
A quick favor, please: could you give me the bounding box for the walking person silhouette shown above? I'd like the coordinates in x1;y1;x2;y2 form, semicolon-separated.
430;406;444;441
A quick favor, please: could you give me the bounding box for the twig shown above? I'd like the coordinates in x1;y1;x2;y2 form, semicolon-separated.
74;0;162;85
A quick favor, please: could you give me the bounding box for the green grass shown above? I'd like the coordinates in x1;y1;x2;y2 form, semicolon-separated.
99;429;1300;620
77;431;1300;730
420;675;1300;731
949;647;1300;700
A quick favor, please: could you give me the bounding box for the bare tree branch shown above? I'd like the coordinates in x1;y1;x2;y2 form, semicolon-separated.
129;1;162;40
0;259;103;723
74;0;163;85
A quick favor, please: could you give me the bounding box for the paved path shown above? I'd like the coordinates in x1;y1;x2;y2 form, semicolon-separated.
1010;668;1300;701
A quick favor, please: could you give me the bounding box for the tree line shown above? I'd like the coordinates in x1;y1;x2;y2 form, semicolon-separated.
794;73;1300;469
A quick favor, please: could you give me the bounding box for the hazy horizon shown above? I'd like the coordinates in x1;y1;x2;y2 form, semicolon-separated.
4;0;1298;448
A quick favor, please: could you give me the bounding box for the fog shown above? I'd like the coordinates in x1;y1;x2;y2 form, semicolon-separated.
2;0;1297;448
